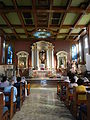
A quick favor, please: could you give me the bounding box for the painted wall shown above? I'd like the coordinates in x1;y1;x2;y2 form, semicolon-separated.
6;39;72;67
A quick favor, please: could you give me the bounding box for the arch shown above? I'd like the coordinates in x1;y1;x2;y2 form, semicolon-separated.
56;51;68;56
16;51;29;69
16;51;29;56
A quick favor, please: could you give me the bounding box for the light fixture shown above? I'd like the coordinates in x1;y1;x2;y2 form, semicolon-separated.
33;29;51;38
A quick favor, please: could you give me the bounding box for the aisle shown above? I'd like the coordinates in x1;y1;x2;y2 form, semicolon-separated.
12;88;75;120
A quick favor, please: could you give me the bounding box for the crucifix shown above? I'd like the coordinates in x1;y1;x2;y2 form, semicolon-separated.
39;50;46;64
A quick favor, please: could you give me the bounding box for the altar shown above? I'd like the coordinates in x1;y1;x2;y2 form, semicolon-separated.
32;70;52;78
31;41;54;70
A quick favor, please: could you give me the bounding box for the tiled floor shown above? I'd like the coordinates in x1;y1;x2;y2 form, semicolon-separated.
12;88;75;120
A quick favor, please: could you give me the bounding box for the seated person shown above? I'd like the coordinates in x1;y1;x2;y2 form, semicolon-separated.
21;76;27;97
4;80;17;103
14;77;23;109
76;78;86;93
74;75;78;82
82;77;89;82
76;78;87;120
0;76;9;88
64;76;70;83
69;77;78;88
76;78;86;101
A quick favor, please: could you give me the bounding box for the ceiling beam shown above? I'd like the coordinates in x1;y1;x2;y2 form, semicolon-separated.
0;24;86;29
56;0;72;37
0;28;6;36
12;0;29;37
65;3;90;41
0;7;90;13
58;33;78;36
74;30;87;41
32;0;37;30
48;0;53;28
1;14;19;39
0;28;10;40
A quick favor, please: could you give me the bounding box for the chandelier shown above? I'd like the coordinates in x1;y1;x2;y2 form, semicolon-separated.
33;29;51;38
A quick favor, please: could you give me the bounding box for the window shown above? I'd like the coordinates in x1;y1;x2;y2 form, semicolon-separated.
72;45;77;60
79;42;81;52
84;36;89;61
7;45;13;64
85;37;88;49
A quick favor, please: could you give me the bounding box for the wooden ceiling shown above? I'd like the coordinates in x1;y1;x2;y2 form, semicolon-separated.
0;0;90;41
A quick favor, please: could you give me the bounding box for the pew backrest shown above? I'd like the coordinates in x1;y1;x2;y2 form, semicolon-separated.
0;93;3;120
87;92;90;120
4;87;13;119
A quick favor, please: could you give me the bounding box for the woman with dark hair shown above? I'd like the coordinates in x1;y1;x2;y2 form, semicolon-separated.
76;78;86;93
0;76;9;88
69;77;78;88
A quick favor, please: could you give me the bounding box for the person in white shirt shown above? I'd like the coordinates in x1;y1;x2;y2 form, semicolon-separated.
64;76;70;83
83;77;89;82
21;76;27;97
74;76;78;82
4;80;17;103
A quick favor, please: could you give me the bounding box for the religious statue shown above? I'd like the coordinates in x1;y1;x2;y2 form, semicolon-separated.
39;50;46;64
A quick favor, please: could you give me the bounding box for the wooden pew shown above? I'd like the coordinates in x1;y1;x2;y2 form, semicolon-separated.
57;81;61;95
66;86;73;107
21;82;26;102
20;83;23;108
60;81;69;101
72;87;87;118
80;92;90;120
4;87;14;120
87;92;90;120
0;93;8;120
14;82;23;110
27;82;30;95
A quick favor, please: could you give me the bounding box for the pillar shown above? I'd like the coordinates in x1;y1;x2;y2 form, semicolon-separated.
46;49;49;69
88;24;90;54
0;36;3;64
52;47;54;68
31;46;34;68
37;49;39;70
34;44;38;69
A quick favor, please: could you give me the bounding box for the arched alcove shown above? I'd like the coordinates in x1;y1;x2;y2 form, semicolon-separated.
31;41;54;70
56;51;68;69
16;51;29;69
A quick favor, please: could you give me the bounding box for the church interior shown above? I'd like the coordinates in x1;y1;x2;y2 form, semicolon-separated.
0;0;90;120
